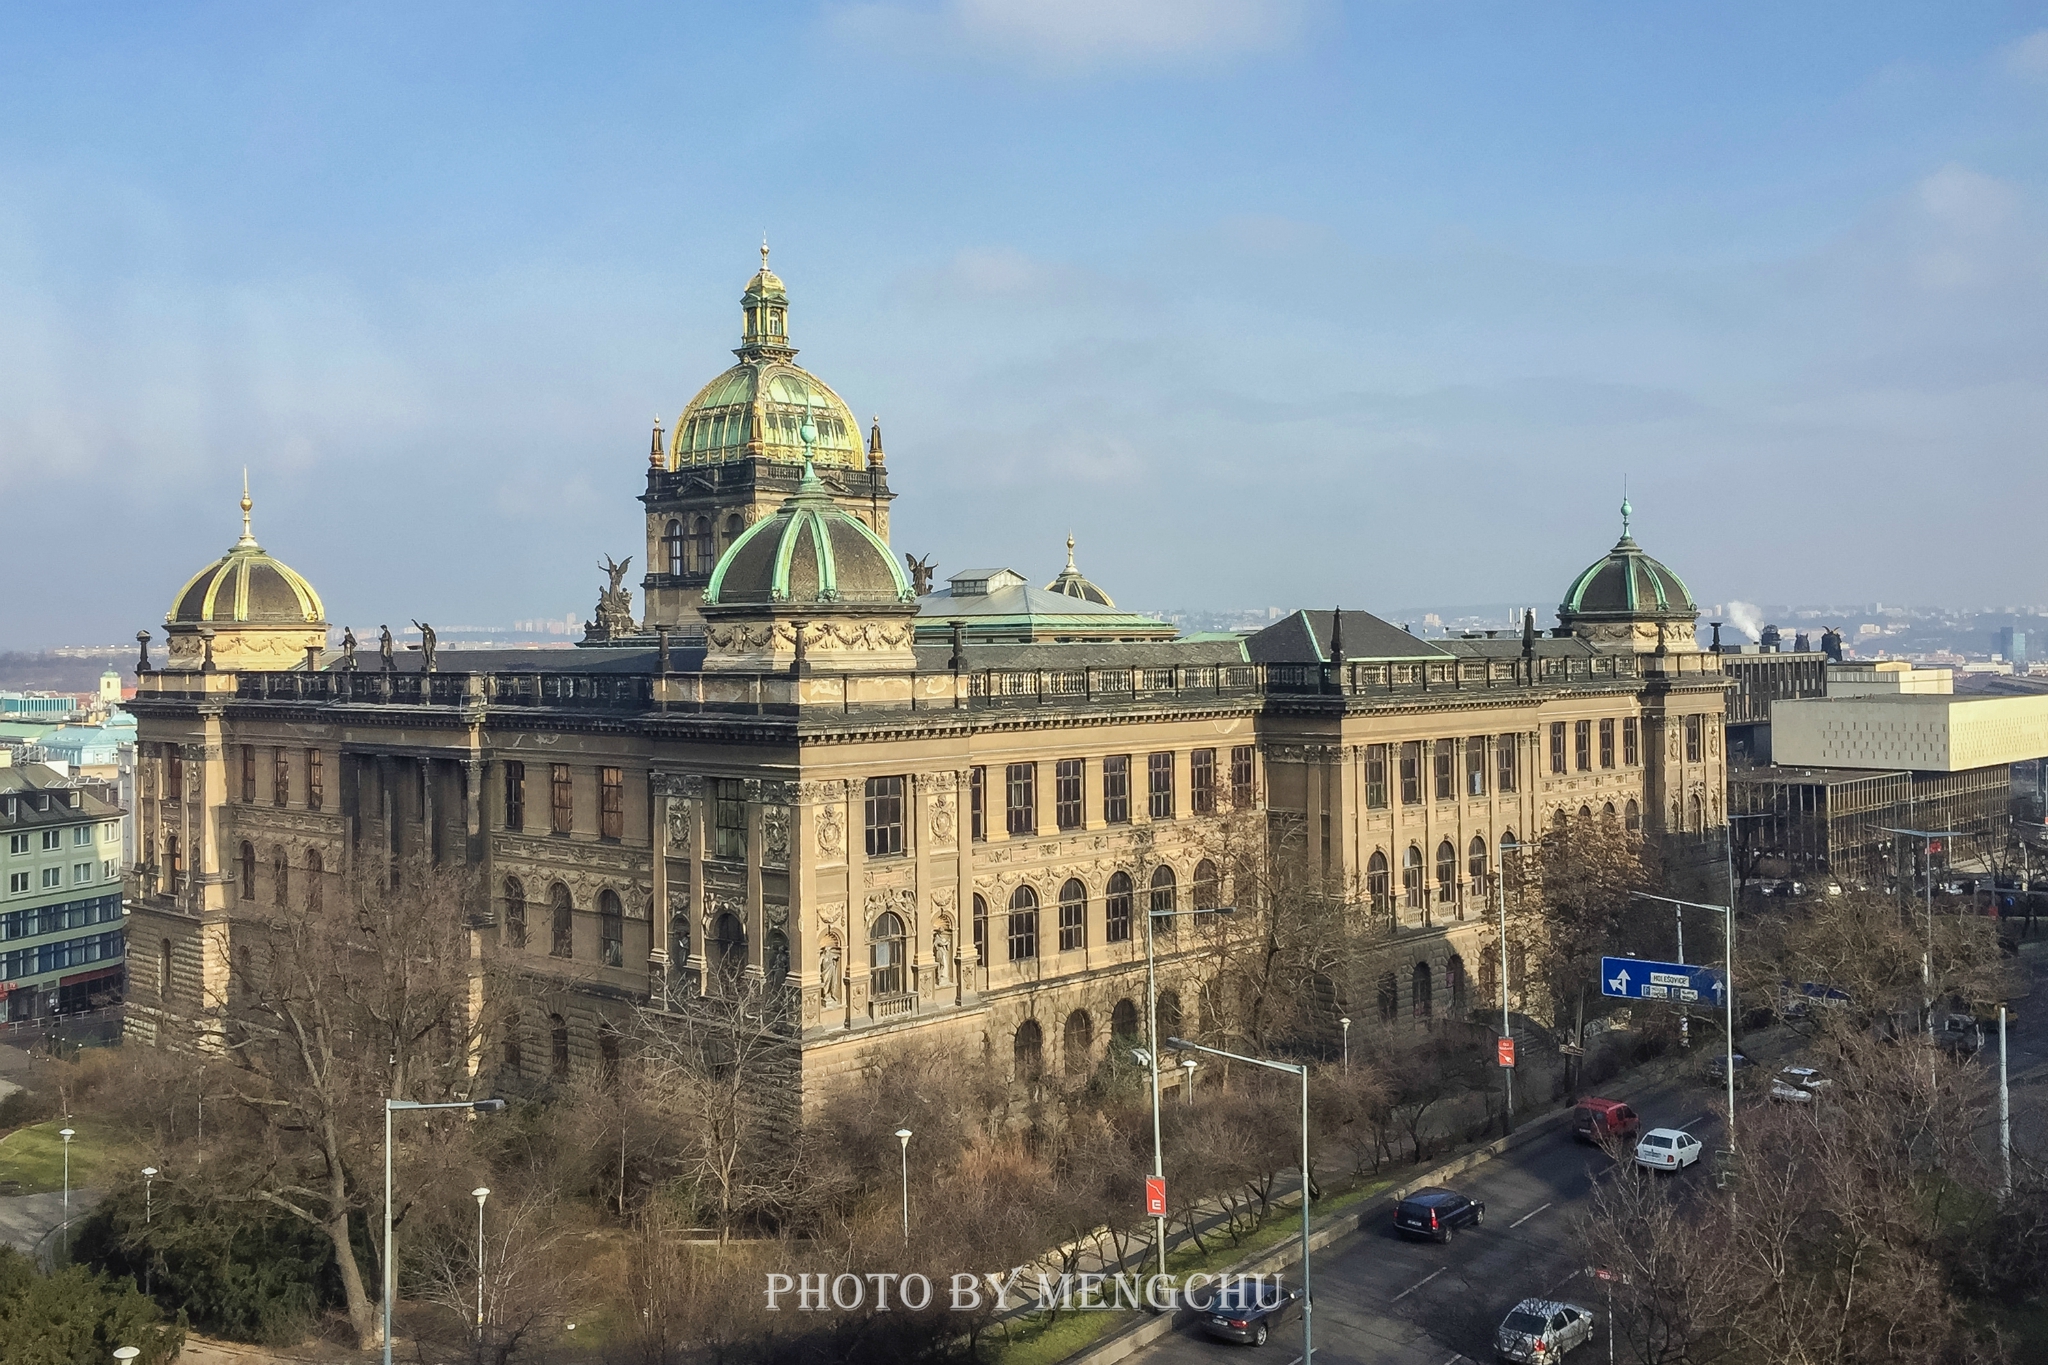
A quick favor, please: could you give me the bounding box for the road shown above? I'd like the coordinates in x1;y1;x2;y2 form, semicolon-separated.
1125;942;2047;1365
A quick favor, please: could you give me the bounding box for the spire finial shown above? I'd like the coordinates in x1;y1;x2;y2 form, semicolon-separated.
1620;495;1632;538
237;468;257;547
1065;533;1076;571
760;234;770;274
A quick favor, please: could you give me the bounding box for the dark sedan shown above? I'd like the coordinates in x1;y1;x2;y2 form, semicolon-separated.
1393;1186;1485;1242
1198;1277;1304;1347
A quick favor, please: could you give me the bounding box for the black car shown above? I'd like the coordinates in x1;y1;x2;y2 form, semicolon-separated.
1393;1186;1485;1242
1198;1277;1304;1347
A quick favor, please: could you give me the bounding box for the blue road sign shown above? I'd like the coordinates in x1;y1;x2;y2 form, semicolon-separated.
1600;956;1726;1005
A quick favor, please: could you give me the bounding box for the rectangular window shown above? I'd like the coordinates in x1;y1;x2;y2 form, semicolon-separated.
1103;755;1131;824
307;748;324;811
1466;737;1487;797
241;745;256;802
504;761;525;831
865;776;905;856
1058;890;1085;952
166;751;183;796
1624;717;1640;766
42;868;61;889
273;746;290;806
1365;744;1389;809
1054;759;1084;830
1148;753;1174;819
1686;715;1703;763
550;764;574;834
1230;746;1255;809
6;873;26;895
1190;749;1216;815
600;767;624;840
714;779;747;860
969;767;986;841
1498;734;1518;793
41;830;60;851
1399;742;1422;805
1599;718;1615;770
102;860;117;881
73;863;91;885
1005;764;1036;835
1575;720;1592;772
6;834;24;855
1434;741;1456;801
72;826;90;848
1549;722;1566;775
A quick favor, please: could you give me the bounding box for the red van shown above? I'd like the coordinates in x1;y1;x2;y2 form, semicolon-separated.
1571;1098;1640;1143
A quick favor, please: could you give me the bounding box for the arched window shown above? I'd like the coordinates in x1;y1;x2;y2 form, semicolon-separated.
764;929;789;988
1467;835;1488;886
1602;801;1617;827
972;893;988;965
239;841;255;900
1157;989;1182;1039
504;1013;522;1074
1377;972;1398;1023
1193;859;1221;912
1014;1019;1044;1081
549;1014;570;1078
597;1027;621;1087
1688;793;1702;831
550;883;573;958
306;848;323;914
1436;839;1457;902
712;912;746;983
1105;872;1133;942
1149;865;1177;935
599;890;624;968
1402;846;1424;909
1552;808;1570;834
1478;953;1498;1009
164;834;181;895
1367;850;1391;914
1447;955;1467;1017
870;911;907;996
723;513;744;550
158;939;172;1001
691;517;714;574
1007;886;1039;962
1412;961;1434;1021
1063;1010;1093;1077
664;519;684;577
1111;998;1139;1042
1579;804;1593;821
272;847;289;906
235;946;253;1000
503;877;526;948
1057;879;1087;952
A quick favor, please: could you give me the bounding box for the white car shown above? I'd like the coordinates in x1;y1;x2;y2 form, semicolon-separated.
1634;1127;1703;1172
1769;1066;1832;1103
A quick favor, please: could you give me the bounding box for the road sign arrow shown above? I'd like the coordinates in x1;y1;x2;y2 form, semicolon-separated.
1609;967;1631;994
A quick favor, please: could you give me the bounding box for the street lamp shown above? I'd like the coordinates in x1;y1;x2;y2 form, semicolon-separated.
1180;1057;1197;1104
894;1129;912;1244
59;1127;74;1260
112;1349;140;1365
1877;826;1963;1039
1166;1036;1313;1362
1632;892;1737;1154
141;1166;158;1296
1136;902;1233;1280
471;1187;490;1339
1338;1017;1350;1074
383;1099;506;1365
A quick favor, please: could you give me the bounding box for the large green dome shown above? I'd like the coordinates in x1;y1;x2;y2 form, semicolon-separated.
1559;499;1696;624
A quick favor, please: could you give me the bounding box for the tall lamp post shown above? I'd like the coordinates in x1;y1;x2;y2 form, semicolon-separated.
894;1129;912;1244
1877;827;1964;1039
1134;903;1232;1281
1166;1037;1312;1362
141;1166;158;1296
59;1127;74;1260
1338;1017;1350;1074
1632;892;1737;1153
471;1187;490;1340
384;1098;506;1365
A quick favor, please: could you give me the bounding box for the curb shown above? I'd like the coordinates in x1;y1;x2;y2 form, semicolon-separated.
1057;1048;1701;1365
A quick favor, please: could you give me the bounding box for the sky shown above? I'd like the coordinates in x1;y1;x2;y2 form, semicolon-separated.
2;1;2046;648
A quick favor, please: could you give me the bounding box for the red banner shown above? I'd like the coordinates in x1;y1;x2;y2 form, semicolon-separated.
1145;1177;1167;1216
1497;1037;1517;1068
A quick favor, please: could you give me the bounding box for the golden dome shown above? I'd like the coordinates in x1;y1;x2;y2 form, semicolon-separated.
168;481;325;627
664;248;869;472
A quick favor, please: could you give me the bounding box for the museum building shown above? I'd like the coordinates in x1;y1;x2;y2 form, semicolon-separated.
120;257;1731;1099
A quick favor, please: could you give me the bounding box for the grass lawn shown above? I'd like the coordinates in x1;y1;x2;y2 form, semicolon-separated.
0;1118;109;1195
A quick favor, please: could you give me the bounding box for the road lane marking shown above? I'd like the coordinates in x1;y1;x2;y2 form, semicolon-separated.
1679;1114;1712;1131
1544;1266;1583;1294
1391;1267;1447;1302
1510;1201;1552;1228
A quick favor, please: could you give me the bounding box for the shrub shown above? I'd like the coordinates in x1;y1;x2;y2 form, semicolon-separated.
0;1245;185;1365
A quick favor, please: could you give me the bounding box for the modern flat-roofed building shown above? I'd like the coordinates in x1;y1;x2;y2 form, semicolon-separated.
0;762;127;1021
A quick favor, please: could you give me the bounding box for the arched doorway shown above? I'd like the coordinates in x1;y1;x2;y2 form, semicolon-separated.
1447;955;1467;1017
1063;1010;1093;1076
1412;962;1433;1021
1014;1019;1044;1081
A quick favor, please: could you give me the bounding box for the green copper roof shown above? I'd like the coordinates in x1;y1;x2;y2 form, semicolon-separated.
704;463;913;607
1559;508;1697;622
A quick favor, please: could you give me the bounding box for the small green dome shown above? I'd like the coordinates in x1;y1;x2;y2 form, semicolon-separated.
1559;501;1696;623
704;466;913;609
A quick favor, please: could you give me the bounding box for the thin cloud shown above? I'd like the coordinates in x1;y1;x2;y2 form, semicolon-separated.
2000;28;2048;79
828;0;1309;74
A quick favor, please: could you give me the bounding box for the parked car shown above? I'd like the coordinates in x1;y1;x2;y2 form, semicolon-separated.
1934;1013;1986;1056
1571;1098;1640;1143
1198;1277;1305;1347
1634;1127;1704;1172
1703;1051;1754;1084
1393;1186;1486;1242
1769;1066;1832;1103
1496;1298;1597;1362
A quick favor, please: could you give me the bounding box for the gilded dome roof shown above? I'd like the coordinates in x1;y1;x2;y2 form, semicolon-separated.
1044;536;1115;607
664;247;868;472
168;485;326;627
705;464;913;610
1559;500;1696;622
